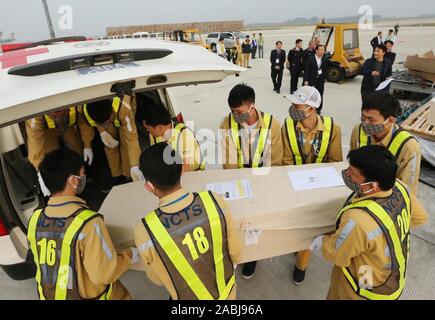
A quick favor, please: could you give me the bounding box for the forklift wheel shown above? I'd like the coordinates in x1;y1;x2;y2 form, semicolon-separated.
326;66;345;83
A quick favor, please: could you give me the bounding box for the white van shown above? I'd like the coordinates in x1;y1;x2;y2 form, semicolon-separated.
0;38;243;279
132;32;150;39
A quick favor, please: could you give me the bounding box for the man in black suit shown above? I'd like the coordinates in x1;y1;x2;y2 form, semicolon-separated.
288;39;304;94
370;31;384;53
384;40;397;65
302;40;316;69
361;44;393;101
270;41;286;94
303;44;330;114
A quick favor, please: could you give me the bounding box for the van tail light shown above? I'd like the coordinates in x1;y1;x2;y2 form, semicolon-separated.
0;217;9;237
176;112;185;124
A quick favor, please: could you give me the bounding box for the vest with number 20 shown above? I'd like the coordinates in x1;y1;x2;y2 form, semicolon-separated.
27;208;113;300
336;180;411;300
230;112;273;168
285;116;333;165
142;191;235;300
149;123;206;171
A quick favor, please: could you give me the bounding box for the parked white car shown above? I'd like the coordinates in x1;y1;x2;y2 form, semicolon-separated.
206;31;246;52
0;38;243;279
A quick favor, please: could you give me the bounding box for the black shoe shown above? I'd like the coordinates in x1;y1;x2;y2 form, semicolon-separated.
273;87;276;91
276;89;280;94
242;261;257;280
292;266;306;286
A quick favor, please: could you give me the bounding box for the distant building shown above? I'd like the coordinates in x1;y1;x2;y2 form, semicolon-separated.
106;21;244;37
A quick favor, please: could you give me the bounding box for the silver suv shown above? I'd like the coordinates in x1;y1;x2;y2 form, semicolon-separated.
206;32;246;52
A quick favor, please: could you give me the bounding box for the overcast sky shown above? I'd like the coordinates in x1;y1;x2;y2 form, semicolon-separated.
1;0;434;41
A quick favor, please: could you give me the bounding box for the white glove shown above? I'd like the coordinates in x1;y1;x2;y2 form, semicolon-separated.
83;148;94;166
100;131;119;149
310;235;325;252
130;166;145;182
37;172;51;197
130;247;140;264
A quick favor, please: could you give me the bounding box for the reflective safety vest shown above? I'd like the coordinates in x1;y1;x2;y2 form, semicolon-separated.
142;191;235;300
229;112;273;168
149;123;206;171
83;97;122;128
336;180;411;300
43;107;77;129
285;116;333;165
359;124;415;158
27;208;113;300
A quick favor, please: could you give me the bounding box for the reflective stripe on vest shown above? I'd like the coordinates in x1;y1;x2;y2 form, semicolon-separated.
285;116;333;165
149;123;206;171
43;107;77;129
359;125;414;158
83;97;121;128
335;181;411;300
27;209;113;300
144;191;235;300
230;112;273;168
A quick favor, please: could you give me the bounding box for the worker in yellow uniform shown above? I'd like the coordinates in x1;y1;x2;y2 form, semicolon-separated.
77;95;144;183
219;83;283;279
350;91;421;193
135;94;205;172
282;86;343;285
310;145;428;300
27;148;138;300
134;143;241;300
26;108;86;195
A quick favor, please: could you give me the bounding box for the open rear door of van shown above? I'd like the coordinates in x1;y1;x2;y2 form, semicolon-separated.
0;39;244;128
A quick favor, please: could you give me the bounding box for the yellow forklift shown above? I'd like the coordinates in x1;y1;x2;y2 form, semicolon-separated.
312;23;365;83
172;29;211;50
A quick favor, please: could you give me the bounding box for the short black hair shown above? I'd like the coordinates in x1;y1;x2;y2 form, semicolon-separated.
384;40;394;46
276;41;283;45
135;94;171;127
219;37;224;42
139;143;182;191
389;29;394;33
315;44;325;51
86;99;112;124
375;44;388;53
39;148;84;194
348;145;398;191
228;83;255;109
296;39;303;45
362;91;401;119
378;31;383;35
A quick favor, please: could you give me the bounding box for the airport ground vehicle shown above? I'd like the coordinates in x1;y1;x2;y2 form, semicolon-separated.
171;29;211;50
311;23;365;83
0;37;243;280
206;31;246;52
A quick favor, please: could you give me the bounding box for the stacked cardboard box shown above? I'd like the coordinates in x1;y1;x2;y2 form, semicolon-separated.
404;50;435;82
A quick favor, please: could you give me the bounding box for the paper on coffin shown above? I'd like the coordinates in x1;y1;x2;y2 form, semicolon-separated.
100;162;350;269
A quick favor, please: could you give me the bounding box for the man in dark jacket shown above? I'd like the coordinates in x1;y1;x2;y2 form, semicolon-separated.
302;40;316;69
288;39;304;94
303;44;331;113
361;44;393;101
270;41;286;94
384;40;397;65
370;31;384;53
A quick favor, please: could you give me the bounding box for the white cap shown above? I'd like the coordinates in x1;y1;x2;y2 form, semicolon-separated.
285;86;322;109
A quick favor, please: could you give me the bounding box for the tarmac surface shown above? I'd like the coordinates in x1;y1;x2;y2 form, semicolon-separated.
1;21;434;300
